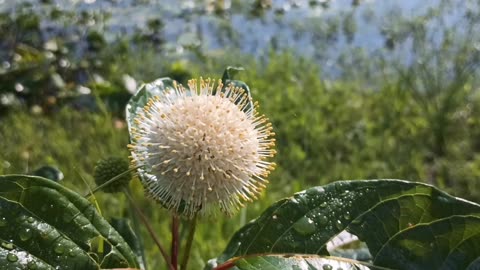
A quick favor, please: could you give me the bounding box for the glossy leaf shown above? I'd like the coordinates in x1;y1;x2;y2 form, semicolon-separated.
30;165;64;182
375;215;480;269
216;180;480;268
125;77;176;134
0;174;139;269
111;218;146;270
214;254;387;270
220;66;253;112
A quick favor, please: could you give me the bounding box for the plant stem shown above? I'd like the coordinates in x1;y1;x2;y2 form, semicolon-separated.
179;213;198;270
171;215;180;270
123;187;175;270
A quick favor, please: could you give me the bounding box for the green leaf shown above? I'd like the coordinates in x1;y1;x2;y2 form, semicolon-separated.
216;180;480;268
0;174;139;269
375;215;480;269
111;218;146;270
215;254;388;270
125;77;176;134
220;66;253;112
30;165;64;182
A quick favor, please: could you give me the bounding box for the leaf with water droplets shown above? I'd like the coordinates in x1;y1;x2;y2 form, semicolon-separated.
0;175;139;269
215;180;480;269
214;254;384;270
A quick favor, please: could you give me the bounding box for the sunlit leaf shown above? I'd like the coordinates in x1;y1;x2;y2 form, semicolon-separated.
216;180;480;268
214;254;388;270
125;77;176;134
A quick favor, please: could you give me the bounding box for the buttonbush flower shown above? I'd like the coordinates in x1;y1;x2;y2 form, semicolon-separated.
128;78;276;217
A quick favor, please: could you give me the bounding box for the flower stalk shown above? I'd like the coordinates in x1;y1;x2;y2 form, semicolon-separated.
180;213;198;270
123;187;175;270
171;215;180;269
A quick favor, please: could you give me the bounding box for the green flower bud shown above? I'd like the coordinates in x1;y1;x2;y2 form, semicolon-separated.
94;157;132;193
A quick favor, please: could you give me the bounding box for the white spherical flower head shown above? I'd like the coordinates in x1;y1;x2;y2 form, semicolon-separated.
129;78;276;217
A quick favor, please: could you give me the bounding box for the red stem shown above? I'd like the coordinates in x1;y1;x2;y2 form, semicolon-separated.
213;261;236;270
171;215;180;270
123;188;175;270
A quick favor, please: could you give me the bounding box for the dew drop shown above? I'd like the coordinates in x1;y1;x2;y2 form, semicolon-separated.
54;243;65;255
27;217;35;223
0;217;7;227
1;242;14;250
335;220;343;230
320;202;327;208
16;215;26;223
322;264;333;270
19;228;33;241
343;212;351;221
293;216;316;236
27;261;38;269
306;186;325;195
68;249;76;257
7;252;18;262
318;215;328;226
272;215;278;220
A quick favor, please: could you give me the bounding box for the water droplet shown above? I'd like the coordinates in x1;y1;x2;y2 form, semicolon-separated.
322;264;333;270
318;215;328;226
272;215;278;220
7;252;18;262
335;220;343;230
27;217;35;223
19;228;33;241
343;212;351;221
54;243;65;255
1;242;14;250
293;216;316;236
0;217;7;227
16;215;26;223
27;261;38;269
320;202;327;208
68;249;76;257
306;186;325;195
39;231;49;239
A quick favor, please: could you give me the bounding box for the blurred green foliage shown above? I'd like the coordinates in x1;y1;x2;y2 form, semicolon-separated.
2;0;480;269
